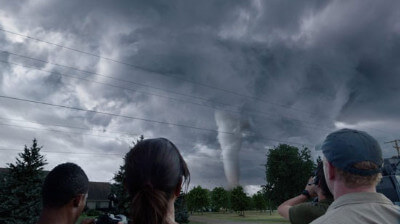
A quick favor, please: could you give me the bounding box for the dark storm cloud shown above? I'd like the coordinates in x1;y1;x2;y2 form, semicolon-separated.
0;0;399;187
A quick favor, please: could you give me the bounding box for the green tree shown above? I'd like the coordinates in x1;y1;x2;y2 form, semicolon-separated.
252;191;267;212
230;186;248;216
186;186;210;214
0;139;47;224
111;135;144;215
265;144;315;206
210;187;229;212
246;195;254;210
174;191;189;224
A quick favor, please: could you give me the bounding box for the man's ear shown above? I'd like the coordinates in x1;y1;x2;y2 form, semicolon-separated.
327;161;335;180
72;194;85;208
174;178;183;197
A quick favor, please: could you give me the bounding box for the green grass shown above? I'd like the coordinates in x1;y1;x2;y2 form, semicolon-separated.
190;210;289;223
76;211;288;224
76;214;97;224
76;214;206;224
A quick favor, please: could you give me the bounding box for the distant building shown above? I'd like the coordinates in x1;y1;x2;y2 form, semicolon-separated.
87;182;111;210
0;168;111;210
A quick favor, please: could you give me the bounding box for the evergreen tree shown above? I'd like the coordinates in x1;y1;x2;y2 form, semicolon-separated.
0;139;47;224
174;191;189;224
111;135;144;216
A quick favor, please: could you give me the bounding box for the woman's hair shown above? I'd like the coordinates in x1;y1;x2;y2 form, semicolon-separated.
124;138;190;224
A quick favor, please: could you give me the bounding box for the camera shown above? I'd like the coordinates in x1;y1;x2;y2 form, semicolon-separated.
94;194;128;224
312;162;323;185
95;213;127;224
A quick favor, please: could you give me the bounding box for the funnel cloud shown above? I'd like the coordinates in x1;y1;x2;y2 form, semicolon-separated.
215;111;243;188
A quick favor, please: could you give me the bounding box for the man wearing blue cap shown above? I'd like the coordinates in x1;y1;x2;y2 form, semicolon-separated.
311;129;400;224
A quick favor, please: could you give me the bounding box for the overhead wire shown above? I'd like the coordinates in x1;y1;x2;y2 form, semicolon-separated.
0;27;318;116
0;116;140;136
0;96;313;147
0;117;200;150
0;28;392;148
3;46;392;137
0;148;124;157
0;122;136;140
0;94;234;135
0;50;218;104
2;28;393;137
1;49;320;122
0;58;335;133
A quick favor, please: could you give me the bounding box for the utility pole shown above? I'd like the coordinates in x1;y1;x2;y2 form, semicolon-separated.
385;140;400;158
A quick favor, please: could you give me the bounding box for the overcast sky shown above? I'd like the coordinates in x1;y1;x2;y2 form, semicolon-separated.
0;0;399;194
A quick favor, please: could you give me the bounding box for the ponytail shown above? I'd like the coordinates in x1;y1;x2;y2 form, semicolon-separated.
125;138;190;224
131;185;170;224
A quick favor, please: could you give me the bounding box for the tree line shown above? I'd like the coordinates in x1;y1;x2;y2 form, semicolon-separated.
184;185;269;216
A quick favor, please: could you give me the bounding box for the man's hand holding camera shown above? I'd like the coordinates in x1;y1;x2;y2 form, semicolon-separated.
278;176;318;219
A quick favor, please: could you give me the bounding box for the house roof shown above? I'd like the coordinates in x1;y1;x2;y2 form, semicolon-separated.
88;182;111;201
0;167;111;201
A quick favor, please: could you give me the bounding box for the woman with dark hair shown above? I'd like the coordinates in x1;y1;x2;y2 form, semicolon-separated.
124;138;190;224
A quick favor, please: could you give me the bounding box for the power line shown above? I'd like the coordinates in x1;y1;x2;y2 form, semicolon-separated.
0;60;390;145
0;28;317;115
0;118;313;153
0;96;314;147
0;50;218;105
0;60;233;111
0;122;136;140
0;148;124;157
1;49;321;123
2;29;394;137
1;113;313;148
0;116;140;136
0;59;334;133
0;94;233;135
0;117;201;150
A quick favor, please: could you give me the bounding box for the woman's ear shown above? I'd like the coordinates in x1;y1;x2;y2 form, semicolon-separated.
174;178;183;197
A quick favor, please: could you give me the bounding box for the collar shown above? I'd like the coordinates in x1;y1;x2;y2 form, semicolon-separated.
328;192;394;211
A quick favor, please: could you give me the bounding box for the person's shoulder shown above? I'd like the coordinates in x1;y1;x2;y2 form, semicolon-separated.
309;208;338;224
290;202;329;224
311;201;400;224
290;202;316;213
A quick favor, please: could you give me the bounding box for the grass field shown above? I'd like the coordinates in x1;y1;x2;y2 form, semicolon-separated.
76;210;289;224
76;214;96;224
189;210;289;224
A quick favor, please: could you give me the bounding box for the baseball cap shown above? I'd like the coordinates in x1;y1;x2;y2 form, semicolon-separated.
320;128;383;176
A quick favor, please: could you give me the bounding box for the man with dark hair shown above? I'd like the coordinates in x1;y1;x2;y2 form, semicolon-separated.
278;162;333;224
311;129;400;224
37;162;94;224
